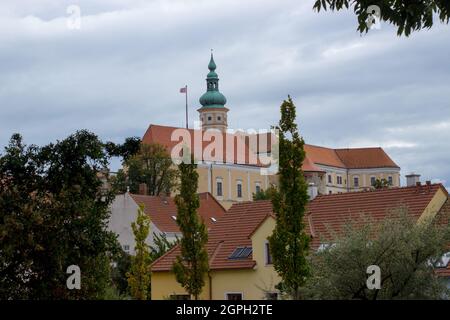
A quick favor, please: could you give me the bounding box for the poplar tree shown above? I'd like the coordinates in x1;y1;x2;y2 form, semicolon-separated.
172;160;209;300
127;205;151;300
268;96;310;299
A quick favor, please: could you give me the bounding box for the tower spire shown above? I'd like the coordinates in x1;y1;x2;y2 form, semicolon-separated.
197;52;229;132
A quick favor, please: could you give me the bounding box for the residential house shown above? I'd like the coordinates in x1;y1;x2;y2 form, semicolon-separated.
109;192;226;255
151;183;449;300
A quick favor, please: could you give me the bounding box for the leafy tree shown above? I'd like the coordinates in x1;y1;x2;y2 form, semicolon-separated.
268;96;311;300
105;137;141;163
0;131;119;299
127;205;152;300
111;249;132;296
112;143;177;196
313;0;450;36
151;233;178;262
304;207;450;299
253;185;278;201
172;160;209;300
372;178;390;189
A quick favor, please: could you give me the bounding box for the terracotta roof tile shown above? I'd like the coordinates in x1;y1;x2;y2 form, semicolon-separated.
306;184;446;249
130;192;226;233
151;185;449;273
151;200;274;272
143;124;399;171
335;147;399;169
304;144;346;168
142;124;265;167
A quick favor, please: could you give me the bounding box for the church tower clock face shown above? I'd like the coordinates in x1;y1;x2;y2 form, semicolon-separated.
198;52;229;132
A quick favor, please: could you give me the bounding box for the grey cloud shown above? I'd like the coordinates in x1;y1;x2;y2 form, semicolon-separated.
0;0;449;188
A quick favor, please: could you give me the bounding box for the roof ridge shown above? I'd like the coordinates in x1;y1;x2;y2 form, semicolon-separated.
313;184;443;200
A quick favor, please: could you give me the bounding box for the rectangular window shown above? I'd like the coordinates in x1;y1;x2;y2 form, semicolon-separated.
371;177;376;186
226;293;243;300
388;176;393;186
255;184;261;194
237;183;242;198
170;294;190;300
265;292;278;300
337;176;342;185
265;242;273;265
123;245;130;252
354;176;359;187
217;181;223;197
328;175;332;184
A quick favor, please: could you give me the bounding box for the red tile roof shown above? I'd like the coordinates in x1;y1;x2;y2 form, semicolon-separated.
151;184;449;273
143;124;398;172
335;147;399;169
304;144;346;168
306;184;448;249
129;192;226;233
151;200;274;272
142;124;264;167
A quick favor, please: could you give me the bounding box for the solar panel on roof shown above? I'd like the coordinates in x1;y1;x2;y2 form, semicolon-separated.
229;246;252;260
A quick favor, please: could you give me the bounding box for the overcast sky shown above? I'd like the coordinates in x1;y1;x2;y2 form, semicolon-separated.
1;0;449;187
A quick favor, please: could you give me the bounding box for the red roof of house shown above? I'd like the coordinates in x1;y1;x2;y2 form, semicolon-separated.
129;192;226;233
306;184;448;249
151;200;274;272
151;184;449;273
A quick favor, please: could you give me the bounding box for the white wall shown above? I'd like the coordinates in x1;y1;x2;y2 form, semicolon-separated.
108;193;174;255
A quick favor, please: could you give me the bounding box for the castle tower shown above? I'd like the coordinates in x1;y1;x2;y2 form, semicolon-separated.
198;53;229;132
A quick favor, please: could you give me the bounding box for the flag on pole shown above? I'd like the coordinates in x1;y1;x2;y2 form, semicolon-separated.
180;87;187;93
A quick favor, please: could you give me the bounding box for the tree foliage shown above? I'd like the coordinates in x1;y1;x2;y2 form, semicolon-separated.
111;143;177;196
0;131;118;299
127;205;152;300
172;160;209;300
252;185;278;201
304;207;450;299
268;96;310;299
105;137;141;163
111;249;132;297
313;0;450;36
372;178;390;189
151;233;178;262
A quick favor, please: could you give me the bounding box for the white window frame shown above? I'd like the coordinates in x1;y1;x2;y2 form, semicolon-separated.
370;176;376;186
236;180;243;199
216;177;223;199
255;181;261;194
353;176;360;188
388;176;393;186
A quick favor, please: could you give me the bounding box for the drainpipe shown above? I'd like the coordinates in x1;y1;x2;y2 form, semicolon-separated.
210;164;213;195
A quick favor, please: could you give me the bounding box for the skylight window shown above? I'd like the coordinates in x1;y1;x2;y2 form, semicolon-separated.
229;246;252;260
211;217;217;223
171;215;177;221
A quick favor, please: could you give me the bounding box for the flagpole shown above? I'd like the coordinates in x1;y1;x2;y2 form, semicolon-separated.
185;85;188;129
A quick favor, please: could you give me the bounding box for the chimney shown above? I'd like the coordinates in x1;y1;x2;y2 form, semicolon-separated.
425;180;431;186
405;173;421;187
308;183;318;200
138;183;147;195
